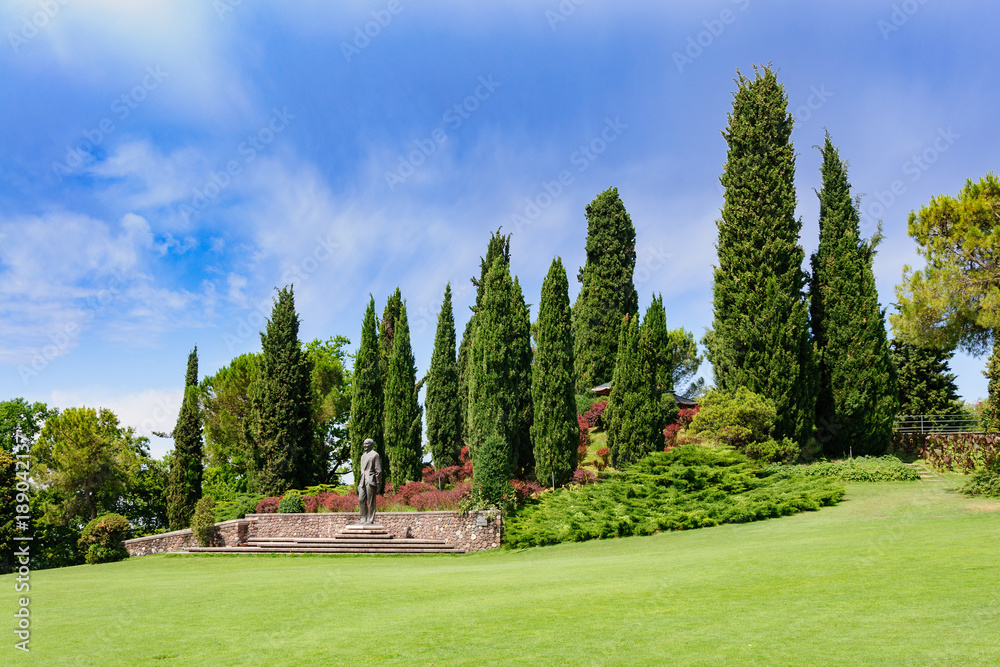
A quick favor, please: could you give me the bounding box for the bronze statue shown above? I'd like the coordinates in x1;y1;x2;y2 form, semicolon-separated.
357;438;381;525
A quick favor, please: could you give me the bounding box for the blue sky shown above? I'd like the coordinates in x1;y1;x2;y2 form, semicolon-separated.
1;0;997;458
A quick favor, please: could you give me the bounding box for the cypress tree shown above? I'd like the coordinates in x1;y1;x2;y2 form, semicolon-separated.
510;275;534;478
426;283;462;468
349;297;384;486
458;231;511;442
167;346;203;530
606;315;661;468
531;257;578;487
383;298;423;487
639;294;680;427
810;134;898;456
983;340;1000;432
572;186;639;392
706;65;816;446
248;286;314;496
378;289;403;384
889;340;960;417
467;255;518;476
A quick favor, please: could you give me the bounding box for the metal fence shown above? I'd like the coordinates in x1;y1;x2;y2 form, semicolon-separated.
892;414;983;434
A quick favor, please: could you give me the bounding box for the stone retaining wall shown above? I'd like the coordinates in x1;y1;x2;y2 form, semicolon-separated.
123;511;500;556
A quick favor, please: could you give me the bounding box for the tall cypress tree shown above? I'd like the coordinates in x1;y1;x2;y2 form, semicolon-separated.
706;65;816;446
983;340;1000;432
383;298;423;487
572;186;639;392
511;275;534;477
378;289;404;384
249;286;314;496
531;257;578;487
810;134;898;456
426;283;462;468
467;255;518;478
457;231;511;442
349;297;384;486
639;294;680;427
167;346;203;530
606;315;661;468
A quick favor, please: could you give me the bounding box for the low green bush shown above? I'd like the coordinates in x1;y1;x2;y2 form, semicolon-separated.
277;492;305;513
575;390;602;417
78;514;131;564
961;459;1000;497
191;496;217;547
689;387;776;449
791;456;920;482
503;445;844;548
742;437;800;464
214;494;264;522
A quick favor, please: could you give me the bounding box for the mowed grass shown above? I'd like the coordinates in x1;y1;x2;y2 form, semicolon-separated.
8;479;1000;665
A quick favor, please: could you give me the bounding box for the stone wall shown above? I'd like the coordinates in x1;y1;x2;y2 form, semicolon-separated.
123;519;250;556
123;511;500;556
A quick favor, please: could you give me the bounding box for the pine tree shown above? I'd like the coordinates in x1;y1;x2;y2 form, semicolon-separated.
572;186;639;392
810;134;898;456
426;284;463;468
606;315;661;468
531;257;578;487
383;298;423;487
706;65;816;446
890;340;961;417
467;255;518;477
248;286;314;496
167;346;203;530
349;297;384;486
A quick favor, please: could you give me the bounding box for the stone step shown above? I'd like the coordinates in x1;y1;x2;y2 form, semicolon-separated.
187;545;461;555
245;538;453;547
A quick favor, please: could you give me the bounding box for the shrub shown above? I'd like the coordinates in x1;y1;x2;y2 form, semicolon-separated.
921;433;1000;473
78;514;131;565
191;496;217;547
409;482;471;510
214;494;264;522
256;497;280;513
961;459;1000;497
473;433;514;506
575;390;601;416
688;387;776;449
571;468;597;485
593;447;611;471
278;492;305;513
742;438;800;464
793;456;920;482
663;406;700;450
504;445;844;549
583;400;609;430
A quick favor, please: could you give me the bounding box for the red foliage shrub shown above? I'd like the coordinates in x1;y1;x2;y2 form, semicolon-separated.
594;447;611;471
255;497;280;514
408;482;471;510
422;463;470;487
572;468;597;485
511;479;545;501
319;492;358;512
664;406;701;450
583;400;609;429
922;433;1000;473
393;481;436;503
303;495;319;513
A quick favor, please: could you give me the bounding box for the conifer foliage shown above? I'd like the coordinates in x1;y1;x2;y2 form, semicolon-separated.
167;346;203;530
606;314;662;468
248;286;314;496
572;187;639;392
426;283;463;468
349;297;384;486
531;257;578;487
706;65;816;446
382;294;423;487
810;134;898;456
889;340;960;417
467;245;534;497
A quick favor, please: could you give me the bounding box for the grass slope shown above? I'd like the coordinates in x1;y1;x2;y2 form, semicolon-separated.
6;479;999;665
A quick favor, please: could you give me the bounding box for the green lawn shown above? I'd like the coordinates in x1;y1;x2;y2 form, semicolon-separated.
7;478;999;665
